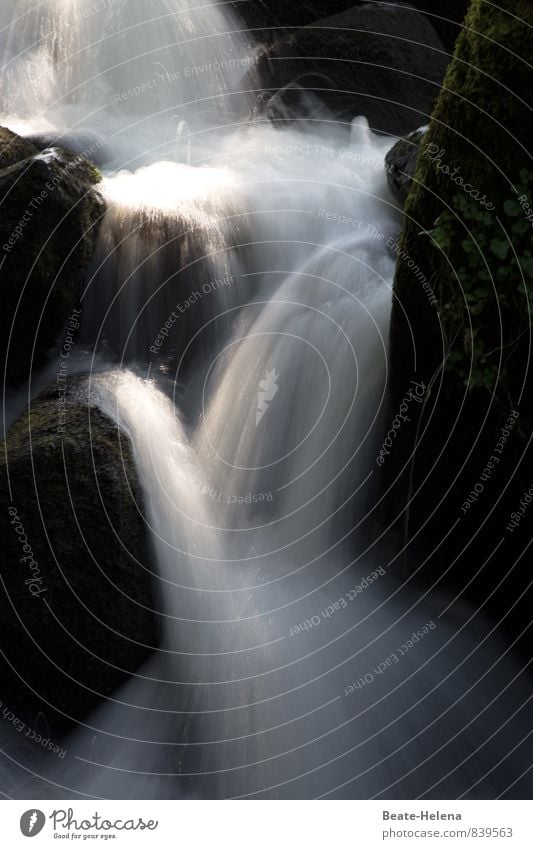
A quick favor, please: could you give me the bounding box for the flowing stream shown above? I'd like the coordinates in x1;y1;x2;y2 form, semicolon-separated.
1;0;531;799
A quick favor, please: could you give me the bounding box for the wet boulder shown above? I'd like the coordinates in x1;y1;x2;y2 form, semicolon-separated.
0;126;39;167
0;126;104;387
253;3;449;135
385;128;426;206
0;378;160;731
233;0;468;53
24;129;114;168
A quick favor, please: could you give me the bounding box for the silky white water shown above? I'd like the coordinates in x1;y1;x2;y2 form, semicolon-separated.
1;0;531;800
1;0;257;153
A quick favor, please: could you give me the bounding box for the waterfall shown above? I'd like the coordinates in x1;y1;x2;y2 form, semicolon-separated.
81;161;249;364
1;0;257;153
29;364;531;800
2;0;531;802
194;124;396;552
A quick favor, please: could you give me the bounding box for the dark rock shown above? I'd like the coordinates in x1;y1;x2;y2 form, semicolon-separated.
0;126;39;168
232;0;361;32
252;3;449;135
24;129;114;168
0;379;160;731
0;127;105;387
233;1;468;52
385;128;426;206
384;0;533;638
403;0;469;53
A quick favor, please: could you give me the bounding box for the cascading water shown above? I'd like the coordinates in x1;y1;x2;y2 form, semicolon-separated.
1;0;257;158
81;161;249;364
2;0;532;800
27;359;532;800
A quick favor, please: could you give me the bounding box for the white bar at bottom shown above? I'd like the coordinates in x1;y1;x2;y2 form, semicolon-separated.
1;800;530;847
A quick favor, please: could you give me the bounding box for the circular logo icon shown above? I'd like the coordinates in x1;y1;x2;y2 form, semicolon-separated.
20;810;46;837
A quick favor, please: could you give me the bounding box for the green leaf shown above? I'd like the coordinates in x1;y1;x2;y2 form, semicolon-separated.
431;232;451;250
490;239;510;260
512;219;529;235
504;199;521;217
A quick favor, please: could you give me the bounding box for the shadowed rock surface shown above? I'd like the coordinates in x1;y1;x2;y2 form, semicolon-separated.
0;379;160;732
385;128;426;205
0;127;104;387
252;3;449;136
233;0;468;52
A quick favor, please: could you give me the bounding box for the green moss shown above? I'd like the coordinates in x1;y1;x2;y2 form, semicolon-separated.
390;0;533;416
0;129;105;385
423;172;533;399
0;126;38;168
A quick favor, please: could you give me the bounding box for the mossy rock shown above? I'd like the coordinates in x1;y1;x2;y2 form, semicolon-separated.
385;128;426;206
0;127;39;168
25;129;114;168
0;378;160;731
390;0;533;404
383;0;533;625
0;127;105;387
